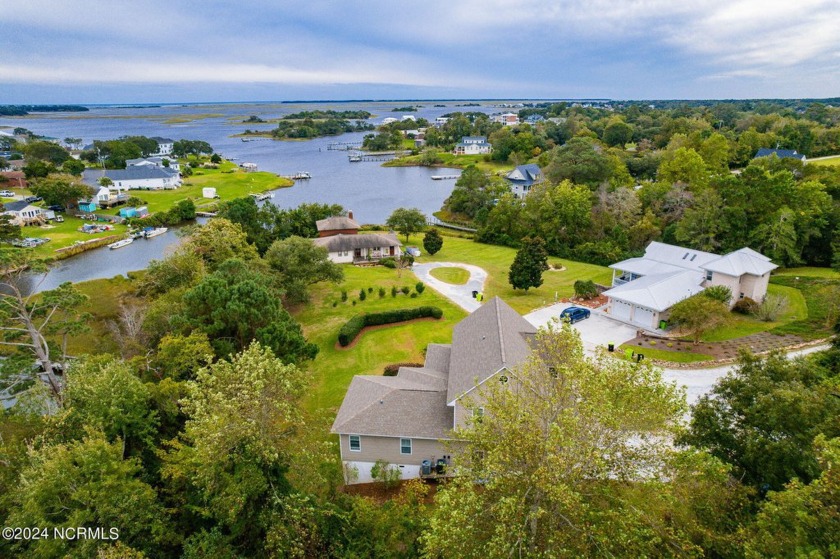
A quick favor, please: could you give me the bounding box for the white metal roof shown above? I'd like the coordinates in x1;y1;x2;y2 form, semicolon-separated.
603;270;705;312
702;248;777;277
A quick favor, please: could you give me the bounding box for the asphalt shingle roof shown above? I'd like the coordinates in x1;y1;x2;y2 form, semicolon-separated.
316;215;361;232
313;233;400;252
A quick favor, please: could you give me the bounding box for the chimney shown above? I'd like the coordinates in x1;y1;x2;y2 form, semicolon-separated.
348;210;354;220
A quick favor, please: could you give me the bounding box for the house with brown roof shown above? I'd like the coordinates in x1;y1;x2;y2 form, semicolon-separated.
313;232;402;264
331;297;537;483
0;171;28;189
316;211;361;237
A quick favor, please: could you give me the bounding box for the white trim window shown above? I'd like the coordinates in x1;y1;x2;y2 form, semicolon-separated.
349;435;361;452
400;438;412;455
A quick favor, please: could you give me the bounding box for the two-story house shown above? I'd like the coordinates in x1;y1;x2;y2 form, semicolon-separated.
453;136;492;155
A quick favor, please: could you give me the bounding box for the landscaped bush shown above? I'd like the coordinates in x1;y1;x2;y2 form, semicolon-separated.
391;286;398;297
573;279;599;300
383;362;424;376
380;257;396;269
401;286;410;295
703;285;733;304
733;297;758;314
368;287;373;293
416;282;425;294
753;293;789;322
359;289;366;301
341;290;348;302
410;292;418;298
338;306;444;346
379;287;386;298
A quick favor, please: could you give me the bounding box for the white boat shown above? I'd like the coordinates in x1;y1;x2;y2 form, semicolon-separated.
108;238;134;250
143;227;168;238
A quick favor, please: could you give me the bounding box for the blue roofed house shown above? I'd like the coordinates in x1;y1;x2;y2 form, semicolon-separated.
453;136;492;155
603;241;777;330
505;164;544;197
753;148;807;162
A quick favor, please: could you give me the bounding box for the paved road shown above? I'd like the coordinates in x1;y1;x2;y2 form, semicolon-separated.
412;262;488;312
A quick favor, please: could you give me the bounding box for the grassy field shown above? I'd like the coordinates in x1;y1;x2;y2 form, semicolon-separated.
770;272;840;338
293;266;467;413
384;152;517;174
809;156;840;166
6;161;292;260
773;266;840;279
429;266;470;285
413;234;613;314
616;344;714;363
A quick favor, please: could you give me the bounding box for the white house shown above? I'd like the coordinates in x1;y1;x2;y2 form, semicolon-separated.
2;200;45;225
505;164;543;197
453;136;492;155
492;112;519;126
312;232;402;264
603;242;777;330
126;156;180;172
332;297;536;483
150;137;175;156
82;167;181;191
381;117;398;125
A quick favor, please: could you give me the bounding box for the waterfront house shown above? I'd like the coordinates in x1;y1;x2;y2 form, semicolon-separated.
603;241;777;330
82;167;181;191
505;164;543;197
2;200;45;225
127;156;180;172
492;112;519;126
150;137;175;156
453;136;492;155
316;212;361;237
313;232;401;264
332;297;537;484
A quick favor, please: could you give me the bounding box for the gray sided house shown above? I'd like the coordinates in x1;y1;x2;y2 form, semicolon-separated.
331;297;537;484
604;241;777;330
506;164;543;198
313;232;401;264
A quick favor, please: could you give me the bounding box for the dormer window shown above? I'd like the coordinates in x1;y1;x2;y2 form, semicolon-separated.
705;270;713;281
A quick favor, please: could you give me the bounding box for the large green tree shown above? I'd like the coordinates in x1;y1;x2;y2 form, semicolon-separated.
668;294;729;344
29;173;94;208
422;323;690;557
508;236;549;292
386;207;427;243
422;228;443;256
544;137;612;187
264;235;344;303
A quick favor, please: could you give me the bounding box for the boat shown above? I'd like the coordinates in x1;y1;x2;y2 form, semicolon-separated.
348;155;362;162
249;192;273;201
108;238;134;250
292;172;311;180
143;227;168;238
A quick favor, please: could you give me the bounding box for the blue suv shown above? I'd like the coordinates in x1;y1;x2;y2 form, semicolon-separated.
560;306;591;324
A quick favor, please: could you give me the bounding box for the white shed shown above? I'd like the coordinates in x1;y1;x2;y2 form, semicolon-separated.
202;187;218;199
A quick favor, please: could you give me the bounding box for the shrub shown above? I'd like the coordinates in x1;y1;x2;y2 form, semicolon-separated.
573;279;599;300
337;306;444;346
383;362;424;376
410;292;418;298
352;300;356;306
753;294;789;322
359;289;367;301
703;285;733;305
341;290;348;302
733;297;758;314
401;286;410;295
332;302;337;307
391;286;398;297
379;287;386;298
415;282;425;294
380;257;397;269
370;459;401;489
368;287;373;293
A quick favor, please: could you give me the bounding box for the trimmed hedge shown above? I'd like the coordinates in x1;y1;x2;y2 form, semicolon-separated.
338;306;444;347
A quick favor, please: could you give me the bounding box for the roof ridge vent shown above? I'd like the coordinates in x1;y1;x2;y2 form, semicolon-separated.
495;299;506;365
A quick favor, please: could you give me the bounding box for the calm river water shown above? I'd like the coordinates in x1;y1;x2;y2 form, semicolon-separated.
1;101;507;291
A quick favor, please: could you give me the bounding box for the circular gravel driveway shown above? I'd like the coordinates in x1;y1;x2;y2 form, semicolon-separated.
412;262;488;312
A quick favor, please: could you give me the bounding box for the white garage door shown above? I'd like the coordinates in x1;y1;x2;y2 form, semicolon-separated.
633;307;655;329
612;300;632;321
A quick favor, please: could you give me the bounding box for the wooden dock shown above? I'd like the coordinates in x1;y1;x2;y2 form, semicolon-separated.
328;141;362;150
431;175;459;180
347;150;408;162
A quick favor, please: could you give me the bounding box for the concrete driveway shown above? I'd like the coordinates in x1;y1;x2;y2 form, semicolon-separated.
525;303;638;354
412;262;488;312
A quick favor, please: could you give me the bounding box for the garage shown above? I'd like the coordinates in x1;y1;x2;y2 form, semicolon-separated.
633;306;655;329
611;300;632;321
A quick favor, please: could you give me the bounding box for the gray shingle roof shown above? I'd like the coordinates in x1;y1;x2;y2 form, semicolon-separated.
3;200;38;212
506;164;543;186
446;297;537;404
313;233;400;252
316;215;361;232
81;167;178;186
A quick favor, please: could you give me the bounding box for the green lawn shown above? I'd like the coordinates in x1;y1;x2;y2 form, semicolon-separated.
617;344;714;363
773;267;840;279
293;266;467;413
413;234;613;314
20;217;130;260
699;283;808;342
429;266;470;285
769;274;840;338
809;156;840;166
385;152;517;174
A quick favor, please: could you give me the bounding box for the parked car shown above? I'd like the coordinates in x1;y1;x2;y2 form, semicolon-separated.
559;306;591;324
0;190;15;197
24;196;43;203
406;246;421;257
47;205;65;212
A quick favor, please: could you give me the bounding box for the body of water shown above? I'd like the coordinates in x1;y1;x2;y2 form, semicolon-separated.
0;100;509;290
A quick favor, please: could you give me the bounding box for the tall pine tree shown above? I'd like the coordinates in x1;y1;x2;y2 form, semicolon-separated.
508;236;549;292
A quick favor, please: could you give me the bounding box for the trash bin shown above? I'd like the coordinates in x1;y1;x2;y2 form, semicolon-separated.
436;459;446;475
625;348;634;360
636;353;644;362
607;343;615;352
472;290;478;299
659;320;667;330
421;460;432;476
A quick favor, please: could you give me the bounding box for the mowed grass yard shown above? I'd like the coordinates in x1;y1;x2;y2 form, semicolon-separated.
293;265;467;413
411;233;613;314
809;156;840;166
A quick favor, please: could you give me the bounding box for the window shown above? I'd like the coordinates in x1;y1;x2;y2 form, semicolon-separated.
400;438;412;455
705;270;713;281
349;435;361;452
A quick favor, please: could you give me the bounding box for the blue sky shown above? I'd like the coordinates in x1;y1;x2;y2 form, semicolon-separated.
2;0;839;103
